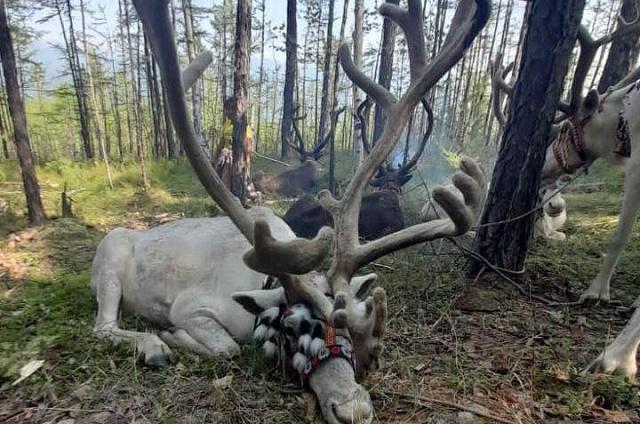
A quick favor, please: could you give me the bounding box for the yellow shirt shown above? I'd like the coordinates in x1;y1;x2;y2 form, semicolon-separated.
217;121;253;155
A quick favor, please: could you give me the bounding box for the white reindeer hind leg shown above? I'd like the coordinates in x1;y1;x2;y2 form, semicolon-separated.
585;306;640;379
580;91;640;303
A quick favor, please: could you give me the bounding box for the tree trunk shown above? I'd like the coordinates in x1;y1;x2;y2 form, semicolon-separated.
351;0;364;169
182;0;205;150
0;0;45;224
280;0;297;161
256;0;266;153
318;0;335;144
80;0;113;189
472;0;586;275
373;0;400;144
231;0;251;203
56;0;93;160
124;0;148;190
597;0;640;92
329;0;349;195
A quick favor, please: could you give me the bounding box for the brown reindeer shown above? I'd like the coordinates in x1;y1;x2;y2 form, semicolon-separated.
491;6;640;378
99;1;489;423
252;108;345;197
284;98;433;240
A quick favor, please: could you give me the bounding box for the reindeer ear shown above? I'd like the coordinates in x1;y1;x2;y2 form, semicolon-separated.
232;287;286;316
580;89;600;119
398;173;413;186
350;273;378;300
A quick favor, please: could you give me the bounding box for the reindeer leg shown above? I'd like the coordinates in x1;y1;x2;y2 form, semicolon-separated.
159;328;213;356
580;156;640;303
584;306;640;379
93;269;174;366
169;295;241;358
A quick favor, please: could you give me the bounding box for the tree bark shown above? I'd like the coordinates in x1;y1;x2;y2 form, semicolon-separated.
80;0;113;189
256;0;266;153
472;0;586;274
351;0;364;169
373;0;400;144
280;0;297;161
329;0;349;194
318;0;335;144
231;0;251;203
0;0;45;224
182;0;205;150
597;0;640;92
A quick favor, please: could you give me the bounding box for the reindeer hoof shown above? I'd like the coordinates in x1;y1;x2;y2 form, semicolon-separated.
579;280;610;304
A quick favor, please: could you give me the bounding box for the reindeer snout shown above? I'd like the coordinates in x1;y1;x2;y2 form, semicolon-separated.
328;386;373;424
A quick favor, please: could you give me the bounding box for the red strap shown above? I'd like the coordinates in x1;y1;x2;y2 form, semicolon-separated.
324;324;336;347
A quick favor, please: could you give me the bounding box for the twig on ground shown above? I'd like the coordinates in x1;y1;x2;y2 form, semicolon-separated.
371;262;396;271
382;390;517;424
448;238;552;305
252;151;290;167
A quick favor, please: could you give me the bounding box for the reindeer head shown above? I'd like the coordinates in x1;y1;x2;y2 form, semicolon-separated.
289;107;346;164
359;98;434;194
491;6;640;189
134;0;489;422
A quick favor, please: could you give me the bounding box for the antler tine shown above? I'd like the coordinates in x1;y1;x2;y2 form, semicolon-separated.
133;0;255;243
568;11;640;114
134;0;334;308
290;118;307;155
612;65;640;91
182;50;213;92
353;157;487;268
356;98;372;155
379;0;427;81
319;0;489;331
399;98;434;175
313;106;346;157
490;54;514;128
339;44;397;113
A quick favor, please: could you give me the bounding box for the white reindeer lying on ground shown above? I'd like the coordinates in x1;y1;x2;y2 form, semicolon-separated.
492;11;640;378
421;183;567;241
90;1;489;422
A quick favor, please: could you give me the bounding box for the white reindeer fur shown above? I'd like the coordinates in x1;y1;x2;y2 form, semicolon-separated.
539;84;640;378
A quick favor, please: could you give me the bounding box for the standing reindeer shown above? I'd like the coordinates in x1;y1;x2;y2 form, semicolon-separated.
91;0;489;422
491;7;640;378
252;108;345;197
284;98;433;240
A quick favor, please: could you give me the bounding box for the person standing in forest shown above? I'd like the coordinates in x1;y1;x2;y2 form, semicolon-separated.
214;96;258;201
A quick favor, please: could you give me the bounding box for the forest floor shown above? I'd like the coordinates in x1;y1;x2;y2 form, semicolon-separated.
0;156;639;424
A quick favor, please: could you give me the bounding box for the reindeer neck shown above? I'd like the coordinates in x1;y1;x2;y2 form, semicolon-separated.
584;85;634;163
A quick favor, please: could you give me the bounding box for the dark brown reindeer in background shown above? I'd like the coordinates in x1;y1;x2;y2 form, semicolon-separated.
491;7;640;378
252;107;345;197
284;98;433;240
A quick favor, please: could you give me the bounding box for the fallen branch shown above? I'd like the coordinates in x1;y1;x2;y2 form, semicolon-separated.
383;390;517;424
252;151;290;167
448;238;553;305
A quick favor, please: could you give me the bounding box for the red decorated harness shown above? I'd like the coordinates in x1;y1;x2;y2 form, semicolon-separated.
299;323;356;386
551;116;590;174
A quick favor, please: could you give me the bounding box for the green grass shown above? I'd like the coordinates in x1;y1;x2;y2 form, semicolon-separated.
1;155;639;423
